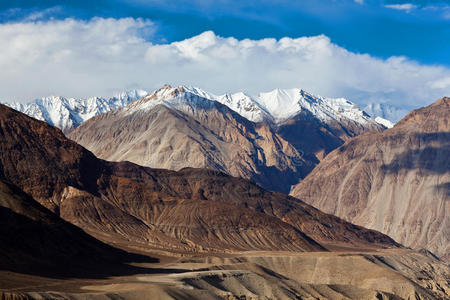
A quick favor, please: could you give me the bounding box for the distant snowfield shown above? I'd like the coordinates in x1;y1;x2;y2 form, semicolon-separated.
2;90;149;132
2;85;400;131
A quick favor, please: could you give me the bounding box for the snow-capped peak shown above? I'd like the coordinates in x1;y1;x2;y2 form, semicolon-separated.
257;88;305;121
215;92;272;123
3;84;385;132
123;85;380;128
254;88;375;125
3;89;149;132
140;84;215;102
123;84;220;115
375;116;394;128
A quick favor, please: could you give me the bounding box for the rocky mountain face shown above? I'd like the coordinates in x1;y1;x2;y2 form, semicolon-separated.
0;179;152;275
69;85;385;192
291;97;450;259
0;103;399;255
3;90;148;133
68;86;311;193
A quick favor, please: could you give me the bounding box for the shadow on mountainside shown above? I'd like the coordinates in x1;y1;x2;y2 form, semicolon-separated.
0;180;178;280
434;182;450;198
250;164;314;194
276;110;344;160
0;204;178;280
380;132;450;175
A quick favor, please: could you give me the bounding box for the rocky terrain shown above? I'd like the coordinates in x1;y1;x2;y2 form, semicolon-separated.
1;250;449;299
0;179;154;277
69;85;384;192
68;86;310;193
291;97;450;259
0;103;398;256
0;98;448;300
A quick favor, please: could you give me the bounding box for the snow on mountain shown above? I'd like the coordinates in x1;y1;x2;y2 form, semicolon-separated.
216;87;377;127
215;92;272;123
375;117;394;128
363;103;409;123
125;85;379;129
4;90;148;132
256;88;375;125
3;84;384;132
123;85;220;116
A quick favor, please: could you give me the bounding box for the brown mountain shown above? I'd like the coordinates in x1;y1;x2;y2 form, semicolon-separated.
276;106;384;162
0;103;398;255
291;97;450;259
68;85;384;193
0;179;153;276
68;86;311;194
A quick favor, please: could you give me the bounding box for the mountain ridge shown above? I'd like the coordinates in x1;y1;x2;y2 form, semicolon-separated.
0;103;399;255
0;178;155;276
2;89;148;132
291;97;450;259
68;85;385;192
4;85;391;131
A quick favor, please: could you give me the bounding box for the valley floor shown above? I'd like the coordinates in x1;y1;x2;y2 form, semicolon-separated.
1;248;449;300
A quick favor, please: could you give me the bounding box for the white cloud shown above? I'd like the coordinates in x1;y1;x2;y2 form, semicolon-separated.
429;77;450;89
354;0;364;4
0;17;449;111
384;3;418;12
22;7;62;21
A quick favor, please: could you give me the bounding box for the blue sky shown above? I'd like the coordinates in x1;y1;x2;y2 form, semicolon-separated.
1;0;449;65
0;0;449;112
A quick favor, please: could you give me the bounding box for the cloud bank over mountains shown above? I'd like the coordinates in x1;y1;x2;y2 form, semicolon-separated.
1;17;449;110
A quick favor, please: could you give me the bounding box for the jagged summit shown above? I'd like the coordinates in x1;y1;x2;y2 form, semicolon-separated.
3;84;388;133
255;88;376;125
3;89;149;132
216;91;272;123
125;84;383;128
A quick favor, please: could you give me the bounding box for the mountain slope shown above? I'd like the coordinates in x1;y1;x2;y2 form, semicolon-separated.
3;90;148;132
69;85;312;193
0;103;399;254
291;97;450;258
0;179;153;275
228;88;386;160
216;87;383;126
4;86;384;185
217;88;386;161
69;85;384;192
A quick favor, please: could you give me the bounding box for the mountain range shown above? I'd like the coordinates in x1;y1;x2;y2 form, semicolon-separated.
3;90;149;132
0;102;402;256
291;97;450;259
66;85;385;193
4;86;396;132
0;87;448;299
